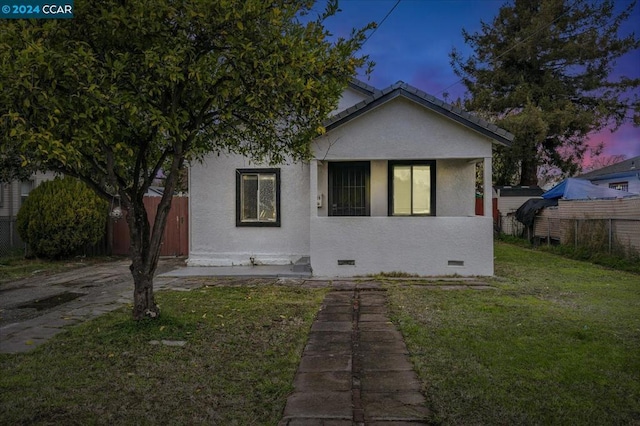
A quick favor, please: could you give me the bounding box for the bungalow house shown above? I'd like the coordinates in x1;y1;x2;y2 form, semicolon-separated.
188;80;513;276
576;155;640;194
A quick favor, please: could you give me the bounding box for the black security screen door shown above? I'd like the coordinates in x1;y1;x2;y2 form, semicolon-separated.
328;162;370;216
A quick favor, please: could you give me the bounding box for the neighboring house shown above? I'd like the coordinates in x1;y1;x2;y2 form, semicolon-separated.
0;172;56;254
494;186;544;236
0;172;57;219
189;80;513;276
577;155;640;194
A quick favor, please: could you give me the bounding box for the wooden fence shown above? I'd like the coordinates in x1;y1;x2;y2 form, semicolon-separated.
110;196;189;256
533;197;640;253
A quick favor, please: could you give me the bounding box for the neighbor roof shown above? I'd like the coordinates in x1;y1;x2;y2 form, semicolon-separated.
577;155;640;181
495;186;544;197
325;81;514;146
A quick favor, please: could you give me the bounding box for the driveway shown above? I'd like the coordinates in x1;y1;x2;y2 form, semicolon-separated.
0;258;188;353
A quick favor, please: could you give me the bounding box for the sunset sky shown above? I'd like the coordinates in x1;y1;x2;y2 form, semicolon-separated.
317;0;640;164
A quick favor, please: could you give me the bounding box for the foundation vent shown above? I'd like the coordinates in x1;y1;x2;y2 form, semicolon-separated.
448;260;464;267
338;260;355;266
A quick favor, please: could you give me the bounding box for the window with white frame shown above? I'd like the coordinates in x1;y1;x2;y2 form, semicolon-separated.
20;180;33;206
236;169;280;226
388;161;436;216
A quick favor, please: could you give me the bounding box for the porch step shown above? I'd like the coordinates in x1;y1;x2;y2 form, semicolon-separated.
292;256;311;273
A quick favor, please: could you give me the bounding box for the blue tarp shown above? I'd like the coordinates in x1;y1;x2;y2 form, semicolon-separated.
542;178;635;200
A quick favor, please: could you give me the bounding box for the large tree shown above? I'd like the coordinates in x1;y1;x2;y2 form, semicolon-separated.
0;0;372;319
450;0;640;185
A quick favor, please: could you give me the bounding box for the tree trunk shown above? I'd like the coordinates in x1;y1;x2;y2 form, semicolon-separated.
519;153;539;186
126;153;184;320
128;195;161;320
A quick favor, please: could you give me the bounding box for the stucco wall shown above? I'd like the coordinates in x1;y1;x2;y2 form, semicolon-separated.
436;159;476;217
334;87;369;114
188;155;310;266
314;97;493;160
310;216;494;277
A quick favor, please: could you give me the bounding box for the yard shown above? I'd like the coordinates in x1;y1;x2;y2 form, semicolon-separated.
388;242;640;425
1;242;638;424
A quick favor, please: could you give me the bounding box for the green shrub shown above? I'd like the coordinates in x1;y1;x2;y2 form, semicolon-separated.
16;176;108;259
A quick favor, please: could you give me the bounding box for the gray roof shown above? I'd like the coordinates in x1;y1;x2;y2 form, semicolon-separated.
495;186;544;197
577;155;640;180
348;79;381;96
325;81;514;146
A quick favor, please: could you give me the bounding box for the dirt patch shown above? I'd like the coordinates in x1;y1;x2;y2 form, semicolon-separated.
17;292;86;311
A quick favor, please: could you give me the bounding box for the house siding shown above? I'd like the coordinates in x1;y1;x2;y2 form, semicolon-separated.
590;176;640;194
188;155;310;266
0;172;56;219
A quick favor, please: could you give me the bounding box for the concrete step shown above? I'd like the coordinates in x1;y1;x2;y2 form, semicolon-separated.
292;256;311;273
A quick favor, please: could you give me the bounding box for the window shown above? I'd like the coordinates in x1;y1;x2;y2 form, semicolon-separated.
20;180;33;206
236;169;280;227
388;161;436;216
609;182;628;192
329;162;370;216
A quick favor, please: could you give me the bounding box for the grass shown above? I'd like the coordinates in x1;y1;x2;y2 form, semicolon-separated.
2;242;639;424
0;255;106;285
387;241;640;425
0;286;327;425
497;233;640;274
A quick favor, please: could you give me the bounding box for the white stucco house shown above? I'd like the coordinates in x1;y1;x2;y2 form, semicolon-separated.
188;80;513;277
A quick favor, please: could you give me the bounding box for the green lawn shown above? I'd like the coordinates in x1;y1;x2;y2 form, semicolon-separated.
1;243;639;424
388;241;640;425
0;286;327;425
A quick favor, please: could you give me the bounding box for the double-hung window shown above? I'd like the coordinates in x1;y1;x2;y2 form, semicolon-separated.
329;162;370;216
236;169;280;227
388;161;435;216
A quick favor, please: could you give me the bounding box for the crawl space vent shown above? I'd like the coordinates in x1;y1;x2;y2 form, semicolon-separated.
338;259;355;266
448;260;464;267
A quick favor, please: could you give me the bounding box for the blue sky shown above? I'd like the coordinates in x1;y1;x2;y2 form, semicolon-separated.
316;0;640;162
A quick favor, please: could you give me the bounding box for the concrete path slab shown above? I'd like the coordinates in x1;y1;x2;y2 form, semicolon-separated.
279;288;429;425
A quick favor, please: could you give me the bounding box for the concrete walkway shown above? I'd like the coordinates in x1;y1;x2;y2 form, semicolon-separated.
279;286;430;425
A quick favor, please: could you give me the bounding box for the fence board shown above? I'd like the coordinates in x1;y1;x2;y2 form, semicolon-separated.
110;196;189;256
533;197;640;251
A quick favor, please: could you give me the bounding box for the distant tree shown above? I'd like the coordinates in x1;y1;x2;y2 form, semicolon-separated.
583;154;627;172
451;0;640;186
0;0;373;319
17;177;108;259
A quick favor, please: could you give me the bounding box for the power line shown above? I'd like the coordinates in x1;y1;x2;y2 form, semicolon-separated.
362;0;401;46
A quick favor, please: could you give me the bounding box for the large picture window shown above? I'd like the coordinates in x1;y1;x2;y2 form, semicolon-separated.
236;169;280;227
388;161;435;216
329;162;370;216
